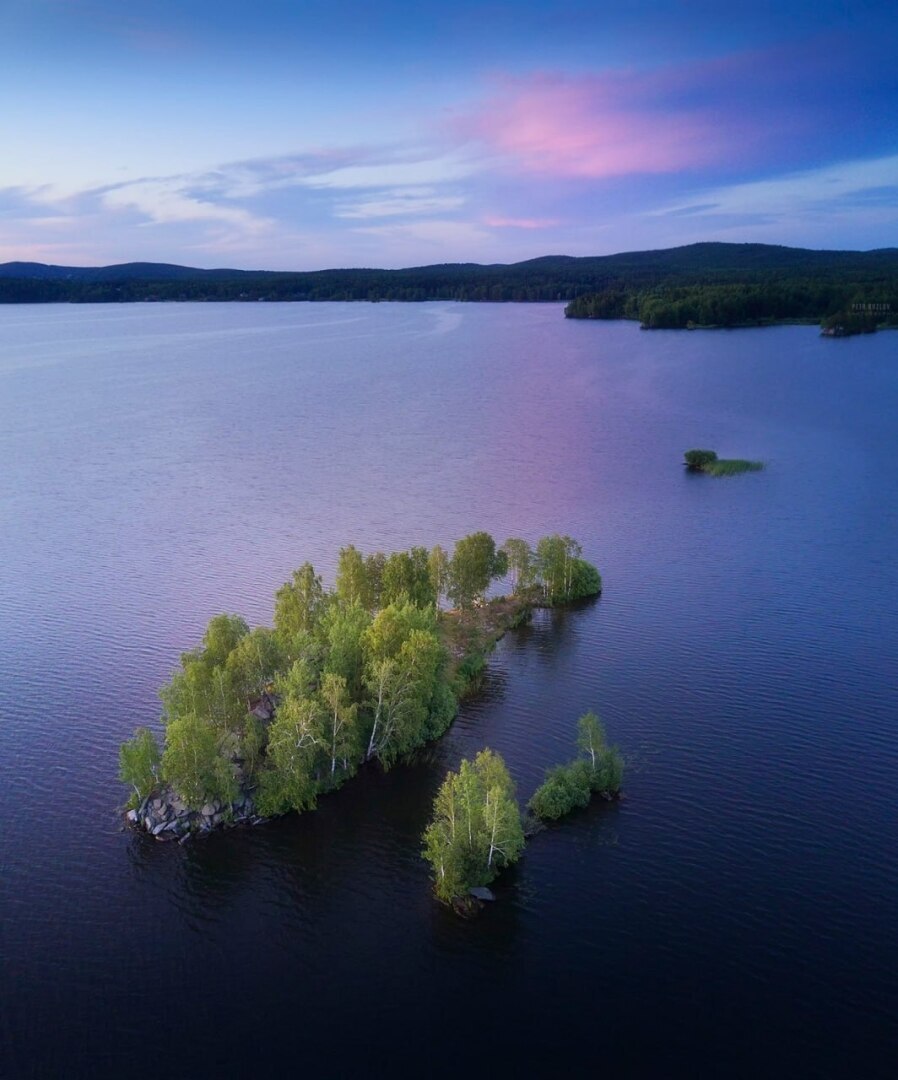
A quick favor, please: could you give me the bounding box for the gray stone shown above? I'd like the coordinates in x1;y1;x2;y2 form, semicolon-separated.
469;886;495;901
152;822;169;836
201;804;215;817
126;809;138;825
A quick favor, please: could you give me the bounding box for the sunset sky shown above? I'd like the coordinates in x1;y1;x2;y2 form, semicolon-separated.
2;0;896;268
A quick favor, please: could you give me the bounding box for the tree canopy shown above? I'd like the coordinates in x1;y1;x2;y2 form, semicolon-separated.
119;529;603;827
422;749;525;903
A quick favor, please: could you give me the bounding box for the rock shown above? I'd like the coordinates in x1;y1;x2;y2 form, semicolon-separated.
152;821;169;836
469;886;495;902
201;804;215;817
125;809;138;825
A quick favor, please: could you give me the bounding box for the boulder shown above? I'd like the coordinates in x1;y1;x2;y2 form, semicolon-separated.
469;886;495;902
125;809;138;825
152;821;169;836
201;804;215;817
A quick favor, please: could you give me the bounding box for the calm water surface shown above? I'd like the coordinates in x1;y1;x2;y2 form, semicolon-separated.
1;303;896;1077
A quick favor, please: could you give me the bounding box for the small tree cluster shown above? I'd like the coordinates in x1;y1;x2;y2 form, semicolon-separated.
422;749;525;903
684;448;718;469
502;534;601;604
528;712;623;822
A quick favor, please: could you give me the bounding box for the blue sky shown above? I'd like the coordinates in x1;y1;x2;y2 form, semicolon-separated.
1;0;896;268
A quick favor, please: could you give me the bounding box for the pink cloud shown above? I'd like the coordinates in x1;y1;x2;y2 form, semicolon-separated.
453;45;820;180
484;215;561;229
460;71;726;178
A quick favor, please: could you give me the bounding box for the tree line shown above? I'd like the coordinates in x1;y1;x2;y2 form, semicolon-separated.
119;531;602;819
565;280;898;331
7;243;898;308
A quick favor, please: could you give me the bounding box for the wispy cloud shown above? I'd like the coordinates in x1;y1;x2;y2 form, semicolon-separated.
655;154;898;220
335;188;465;219
484;215;561;230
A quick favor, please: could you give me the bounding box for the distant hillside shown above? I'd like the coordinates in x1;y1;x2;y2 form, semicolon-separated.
1;244;897;321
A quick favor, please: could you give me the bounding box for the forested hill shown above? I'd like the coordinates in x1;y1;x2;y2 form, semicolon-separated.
1;243;897;317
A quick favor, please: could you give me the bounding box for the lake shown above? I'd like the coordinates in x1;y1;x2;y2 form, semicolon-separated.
1;302;896;1077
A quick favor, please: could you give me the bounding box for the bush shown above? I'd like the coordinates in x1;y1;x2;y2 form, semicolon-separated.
684;448;718;468
528;761;592;820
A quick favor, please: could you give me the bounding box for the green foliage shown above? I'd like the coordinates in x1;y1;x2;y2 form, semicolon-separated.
321;601;371;699
381;547;435;608
703;458;764;476
567;557;602;600
535;534;600;603
448;532;505;608
427;545;450;606
274;563;325;654
364;627;448;767
503;538;535;594
528;761;592;820
528;710;623;822
335;545;375;610
363;599;438;664
162;713;237;810
256;694;324;815
226;626;284;705
239;714;268;781
422;749;525;903
202;613;250;667
684;449;718;468
11;245;898;313
119;727;162;806
319;672;360;780
821;309;881;335
685;449;763;475
565;260;898;332
122;530;603;829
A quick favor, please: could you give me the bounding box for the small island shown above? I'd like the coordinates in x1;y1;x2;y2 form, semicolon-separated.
421;712;623;912
684;448;764;476
120;531;602;841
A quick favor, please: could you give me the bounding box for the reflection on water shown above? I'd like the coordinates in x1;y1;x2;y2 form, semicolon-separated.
1;304;896;1077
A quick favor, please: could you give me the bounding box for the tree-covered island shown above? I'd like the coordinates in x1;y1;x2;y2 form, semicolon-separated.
120;532;601;840
684;449;764;476
421;712;623;911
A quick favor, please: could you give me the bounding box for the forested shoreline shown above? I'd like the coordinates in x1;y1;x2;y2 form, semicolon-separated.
564;281;898;333
5;244;898;331
121;532;602;840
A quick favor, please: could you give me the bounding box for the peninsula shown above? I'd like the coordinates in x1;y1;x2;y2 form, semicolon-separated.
121;532;601;840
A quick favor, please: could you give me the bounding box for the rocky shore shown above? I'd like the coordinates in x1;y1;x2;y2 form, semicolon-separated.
126;787;265;842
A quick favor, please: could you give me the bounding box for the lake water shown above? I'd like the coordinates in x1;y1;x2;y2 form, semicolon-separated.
1;303;896;1077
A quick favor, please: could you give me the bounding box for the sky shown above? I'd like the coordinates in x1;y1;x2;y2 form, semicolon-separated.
1;0;896;269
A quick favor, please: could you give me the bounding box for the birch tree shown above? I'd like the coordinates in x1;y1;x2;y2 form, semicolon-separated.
422;749;524;903
119;727;161;806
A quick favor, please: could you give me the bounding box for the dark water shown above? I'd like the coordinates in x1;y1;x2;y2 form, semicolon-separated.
1;303;896;1077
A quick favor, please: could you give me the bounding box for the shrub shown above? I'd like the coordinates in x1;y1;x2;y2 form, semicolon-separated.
684;448;718;468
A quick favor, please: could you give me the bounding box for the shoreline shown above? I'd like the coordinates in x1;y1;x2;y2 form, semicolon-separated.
125;591;590;842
